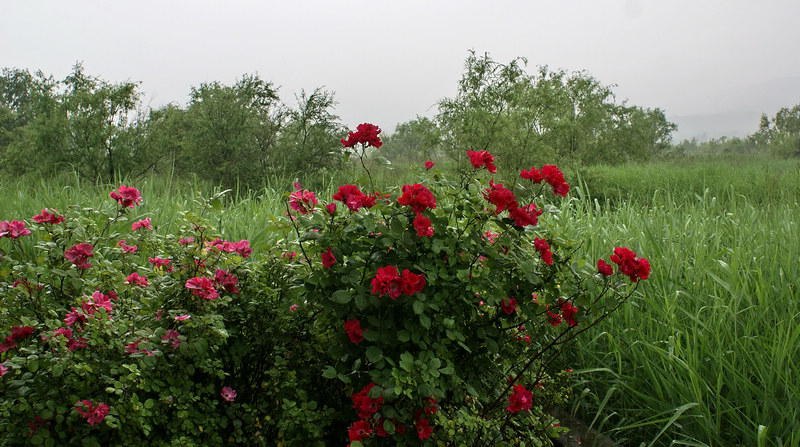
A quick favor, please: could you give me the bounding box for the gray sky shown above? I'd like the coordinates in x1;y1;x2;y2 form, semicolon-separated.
3;0;800;140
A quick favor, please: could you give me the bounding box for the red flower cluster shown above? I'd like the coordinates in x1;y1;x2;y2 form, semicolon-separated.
162;329;182;349
64;308;88;328
467;150;497;173
185;276;219;300
32;209;65;225
610;247;651;282
484;179;516;214
506;384;533;413
510;203;543;227
132;217;152;231
597;259;614;276
371;266;426;299
412;213;433;237
321;246;337;268
64;243;94;269
483;180;543;227
82;291;114;316
206;238;252;258
0;325;34;353
397;183;436;214
0;220;31;239
547;300;579;327
332;184;377;212
348;420;372;444
520;165;570;197
351;383;384;419
289;184;319;215
344;318;364;343
214;269;240;294
75;400;110;426
499;298;517;315
110;185;142;208
415;418;433;440
149;257;173;272
43;327;87;351
561;300;578;327
533;237;554;265
341;123;383;148
118;240;137;254
126;272;148;288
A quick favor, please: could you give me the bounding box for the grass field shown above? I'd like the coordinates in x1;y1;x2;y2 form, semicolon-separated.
563;156;800;446
2;155;798;446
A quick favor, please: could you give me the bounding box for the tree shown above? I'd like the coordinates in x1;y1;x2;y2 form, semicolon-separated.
381;116;441;164
178;74;286;188
272;88;346;180
0;64;143;180
436;52;677;170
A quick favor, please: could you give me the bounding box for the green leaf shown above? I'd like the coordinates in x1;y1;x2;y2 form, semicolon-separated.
322;366;337;379
354;294;369;311
366;346;383;363
397;330;411;342
399;352;414;371
363;330;378;342
331;289;352;304
391;216;406;236
419;313;431;330
412;300;425;315
144;399;154;409
210;197;223;211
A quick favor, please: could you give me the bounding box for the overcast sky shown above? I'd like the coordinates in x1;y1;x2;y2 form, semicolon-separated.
3;0;800;140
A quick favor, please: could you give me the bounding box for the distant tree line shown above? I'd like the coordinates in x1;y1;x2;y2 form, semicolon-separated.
668;107;800;158
0;63;345;189
6;54;793;189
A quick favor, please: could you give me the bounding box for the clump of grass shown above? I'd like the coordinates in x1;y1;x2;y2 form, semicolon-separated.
558;160;800;446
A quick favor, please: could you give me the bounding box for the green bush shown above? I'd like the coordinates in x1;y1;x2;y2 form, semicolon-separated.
0;126;650;446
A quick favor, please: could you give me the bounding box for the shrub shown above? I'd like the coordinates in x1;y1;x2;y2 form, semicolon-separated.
0;123;649;446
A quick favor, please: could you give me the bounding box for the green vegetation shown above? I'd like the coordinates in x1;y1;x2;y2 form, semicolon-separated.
3;52;800;445
561;156;800;446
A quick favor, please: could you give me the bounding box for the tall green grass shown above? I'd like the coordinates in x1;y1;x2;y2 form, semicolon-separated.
558;158;800;446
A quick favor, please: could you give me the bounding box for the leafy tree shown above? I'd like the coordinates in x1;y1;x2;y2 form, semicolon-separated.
436;52;677;170
272;88;346;181
749;103;800;157
0;64;143;180
59;63;141;180
381;116;441;164
178;74;286;189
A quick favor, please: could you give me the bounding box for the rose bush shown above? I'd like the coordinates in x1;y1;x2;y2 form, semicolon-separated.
0;189;336;446
1;122;649;446
279;125;650;446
